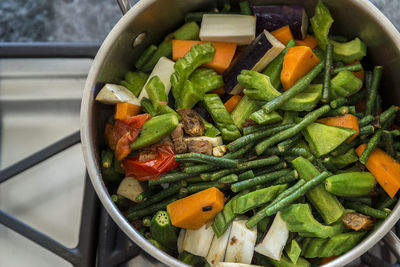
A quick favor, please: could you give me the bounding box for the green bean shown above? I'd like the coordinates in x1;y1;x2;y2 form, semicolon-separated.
150;171;199;185
330;90;367;109
265;172;330;216
376;93;383;114
332;63;363;74
224;143;254;159
322;157;338;173
261;62;324;114
322;43;333;103
135;191;155;202
360;129;383;164
231;169;291;192
272;170;299;185
253;161;287;176
277;134;302;152
344;201;390;219
264;147;313;160
228;123;295;152
101;149;113;169
185;176;203;183
175;153;238;168
219;173;239;183
365;66;383;116
126;197;177;221
135;44;157;70
359;115;376;128
129;183;183;212
246;179;306;228
184;180;231;194
184;11;236;22
376;196;398;210
342;197;372;206
256;105;331;154
239;1;252;15
183;164;218;174
238;170;255;181
378;105;399;127
242;123;280;135
315;159;330;173
324;106;354;117
208;156;281;181
359;125;375;137
382;130;395;157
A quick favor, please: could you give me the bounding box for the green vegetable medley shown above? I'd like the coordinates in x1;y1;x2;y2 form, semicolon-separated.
95;1;400;266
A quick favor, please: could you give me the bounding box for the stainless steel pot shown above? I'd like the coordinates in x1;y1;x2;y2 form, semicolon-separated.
81;0;400;266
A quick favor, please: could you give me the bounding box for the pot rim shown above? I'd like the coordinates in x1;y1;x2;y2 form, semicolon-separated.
80;0;400;266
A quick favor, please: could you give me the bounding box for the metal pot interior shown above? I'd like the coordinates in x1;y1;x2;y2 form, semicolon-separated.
80;0;400;266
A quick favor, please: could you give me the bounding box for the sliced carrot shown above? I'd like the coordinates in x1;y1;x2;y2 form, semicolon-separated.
355;144;400;198
318;114;359;142
210;87;226;96
320;256;339;265
347;60;365;81
281;46;320;90
114;102;141;120
271;25;294;46
167;187;225;230
172;40;237;73
295;35;319;49
224;95;243;113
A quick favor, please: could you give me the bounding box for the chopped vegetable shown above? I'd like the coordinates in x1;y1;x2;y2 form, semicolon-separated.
182;222;215;257
114;102;141;120
318;114;359;142
330;37;367;64
175;153;238;168
269;255;311;267
172;40;237;73
122;145;178;181
177;229;186;254
271;25;294;45
96;83;140;105
230;96;263;130
355;145;400;198
199;14;256;45
167;187;225;229
225;219;257;264
130;113;179;151
202;94;242;141
171;42;216;108
138;57;176;101
325;172;376;197
120;71;149;97
224;95;243;113
302;122;356;157
280;203;343;238
263;40;296;89
331;70;363;99
281;46;321;90
183;136;223;147
249;110;283;125
292;157;344;225
206;222;233;267
254;212;289;261
310;0;333;50
116;177;144;202
365;66;383;116
285;239;302;264
140;22;200;72
252;5;308;39
295;35;318;49
150;210;178;249
223;30;285;94
330;148;359;169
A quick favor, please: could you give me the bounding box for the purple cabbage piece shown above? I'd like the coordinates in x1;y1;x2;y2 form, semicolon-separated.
222;31;274;94
252;5;308;40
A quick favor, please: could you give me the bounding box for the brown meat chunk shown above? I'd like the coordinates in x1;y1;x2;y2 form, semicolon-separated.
177;108;205;136
187;140;212;155
171;123;187;154
342;212;375;231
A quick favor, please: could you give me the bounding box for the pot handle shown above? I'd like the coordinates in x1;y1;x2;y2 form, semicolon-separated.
116;0;131;14
382;230;400;260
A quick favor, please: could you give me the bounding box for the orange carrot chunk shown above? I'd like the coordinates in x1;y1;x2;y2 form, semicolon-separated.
318;114;359;142
281;46;320;90
295;35;319;49
355;144;400;198
114;102;141;121
172;40;237;73
224;95;243;113
347;60;365;81
167;187;225;230
271;25;294;46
